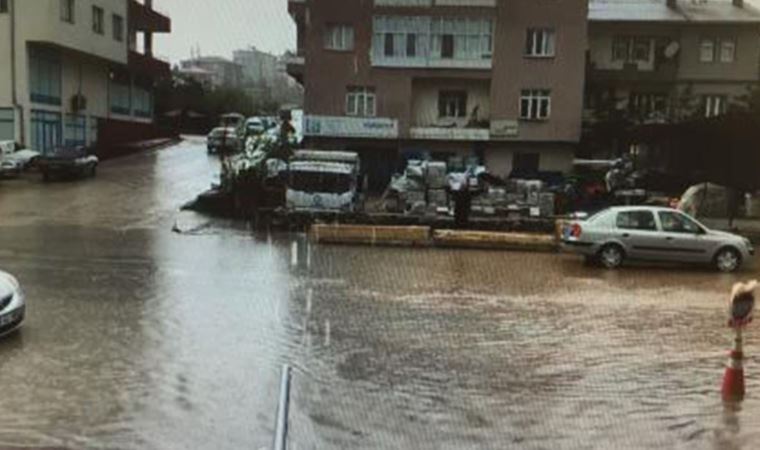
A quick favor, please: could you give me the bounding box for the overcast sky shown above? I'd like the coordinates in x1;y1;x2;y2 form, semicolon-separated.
154;0;295;63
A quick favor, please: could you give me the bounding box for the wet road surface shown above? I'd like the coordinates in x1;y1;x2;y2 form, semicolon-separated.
1;138;760;449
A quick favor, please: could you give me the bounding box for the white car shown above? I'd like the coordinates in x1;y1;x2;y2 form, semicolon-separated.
0;271;25;337
0;141;41;178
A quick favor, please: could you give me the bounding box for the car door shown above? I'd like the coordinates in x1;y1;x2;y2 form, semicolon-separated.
614;209;665;261
656;210;712;262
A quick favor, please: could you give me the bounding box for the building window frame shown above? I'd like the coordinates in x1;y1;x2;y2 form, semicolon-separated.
30;110;63;155
438;90;468;118
346;86;376;117
720;39;736;63
0;108;14;141
92;6;104;35
112;14;124;42
64;114;87;147
520;89;551;121
29;49;63;106
324;24;355;51
699;38;716;63
704;94;727;118
0;0;9;14
525;28;555;58
612;36;651;63
60;0;75;24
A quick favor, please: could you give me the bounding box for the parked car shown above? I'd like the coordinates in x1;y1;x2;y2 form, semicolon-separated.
38;146;99;181
0;141;41;178
562;206;754;272
207;127;241;154
244;117;266;137
0;270;25;337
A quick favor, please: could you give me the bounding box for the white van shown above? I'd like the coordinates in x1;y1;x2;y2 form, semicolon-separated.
286;150;362;214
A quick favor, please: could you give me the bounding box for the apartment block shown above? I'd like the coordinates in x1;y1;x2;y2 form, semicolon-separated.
0;0;171;153
585;0;760;126
288;0;588;190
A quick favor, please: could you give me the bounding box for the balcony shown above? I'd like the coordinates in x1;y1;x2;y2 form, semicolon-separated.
587;60;679;84
410;126;490;141
304;115;399;139
128;51;171;79
129;0;171;33
285;55;305;85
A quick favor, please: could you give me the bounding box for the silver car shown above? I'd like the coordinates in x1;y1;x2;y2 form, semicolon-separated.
562;206;754;272
0;270;25;337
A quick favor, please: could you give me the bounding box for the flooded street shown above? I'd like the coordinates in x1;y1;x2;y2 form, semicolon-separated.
1;138;760;449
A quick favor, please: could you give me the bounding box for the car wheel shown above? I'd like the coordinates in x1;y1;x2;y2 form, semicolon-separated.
598;244;624;269
715;247;741;273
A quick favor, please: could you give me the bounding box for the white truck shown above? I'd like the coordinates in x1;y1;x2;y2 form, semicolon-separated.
286;150;362;214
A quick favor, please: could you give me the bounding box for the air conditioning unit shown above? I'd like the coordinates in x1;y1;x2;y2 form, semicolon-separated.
71;94;87;112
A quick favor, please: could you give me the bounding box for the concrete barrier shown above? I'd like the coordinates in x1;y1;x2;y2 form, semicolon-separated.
310;224;432;246
432;229;558;252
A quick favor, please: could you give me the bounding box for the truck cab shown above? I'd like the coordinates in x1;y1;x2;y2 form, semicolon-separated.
286;150;362;214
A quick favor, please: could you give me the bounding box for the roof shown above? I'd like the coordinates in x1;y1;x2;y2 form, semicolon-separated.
588;0;760;23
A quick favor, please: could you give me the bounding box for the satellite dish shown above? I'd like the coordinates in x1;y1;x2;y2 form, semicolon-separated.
664;41;680;59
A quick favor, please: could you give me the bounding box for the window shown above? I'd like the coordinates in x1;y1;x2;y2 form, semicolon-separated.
513;153;540;173
89;117;99;146
64;114;86;147
372;16;493;63
629;92;668;118
616;210;657;231
110;81;131;115
0;108;14;141
438;91;467;118
384;33;395;57
92;6;104;34
61;0;75;23
612;36;651;63
525;28;555;57
30;110;62;155
346;87;376;117
0;0;8;14
324;25;354;51
658;211;702;234
406;34;417;58
720;39;736;63
112;14;124;42
700;39;715;62
704;95;726;118
29;49;62;105
520;89;551;120
133;86;153;118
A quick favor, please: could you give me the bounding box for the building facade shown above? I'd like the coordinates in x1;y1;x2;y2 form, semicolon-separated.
585;0;760;130
289;0;760;188
178;56;243;89
288;0;588;189
0;0;170;153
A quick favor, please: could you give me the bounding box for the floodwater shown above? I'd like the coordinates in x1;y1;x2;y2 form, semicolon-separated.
0;138;759;449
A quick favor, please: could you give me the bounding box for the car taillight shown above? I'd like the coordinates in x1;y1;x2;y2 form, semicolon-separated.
571;223;582;238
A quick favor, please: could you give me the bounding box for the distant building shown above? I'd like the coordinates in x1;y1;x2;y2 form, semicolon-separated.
0;0;171;152
178;56;243;89
585;0;760;125
234;47;278;87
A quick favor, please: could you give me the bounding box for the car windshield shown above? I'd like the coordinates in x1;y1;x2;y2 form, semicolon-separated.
289;171;353;194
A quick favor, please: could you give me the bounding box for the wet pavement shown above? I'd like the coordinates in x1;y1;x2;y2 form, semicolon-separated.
1;138;760;449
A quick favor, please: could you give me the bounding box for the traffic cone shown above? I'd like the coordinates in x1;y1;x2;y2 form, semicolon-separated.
722;330;745;402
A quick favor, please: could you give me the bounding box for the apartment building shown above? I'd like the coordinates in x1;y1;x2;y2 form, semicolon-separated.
288;0;588;189
178;56;244;89
0;0;170;153
585;0;760;126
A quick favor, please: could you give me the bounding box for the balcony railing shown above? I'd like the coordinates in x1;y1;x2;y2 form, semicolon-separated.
304;115;399;139
374;0;496;6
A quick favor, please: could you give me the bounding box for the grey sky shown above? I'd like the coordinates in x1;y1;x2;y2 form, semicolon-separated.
154;0;295;63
